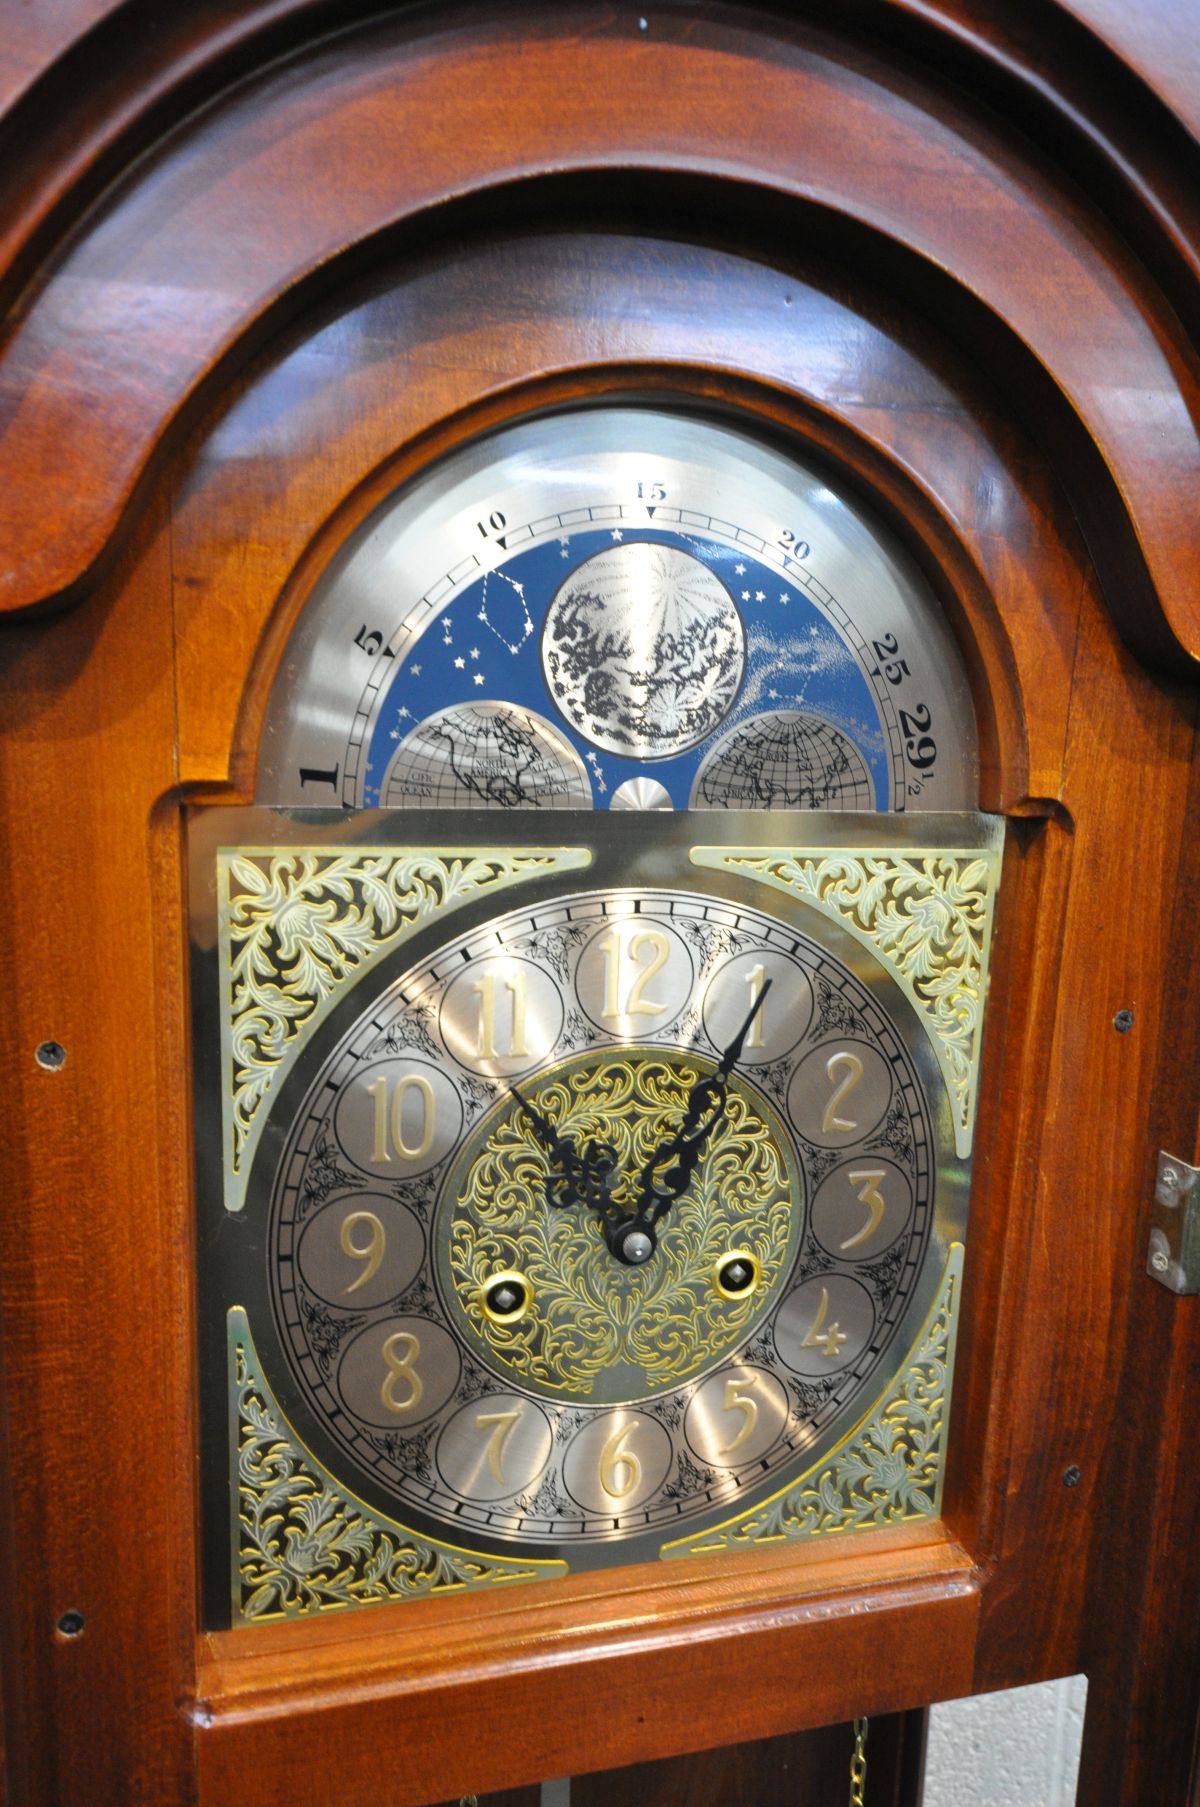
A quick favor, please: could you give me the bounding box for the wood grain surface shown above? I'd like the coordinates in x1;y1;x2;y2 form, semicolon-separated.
1;5;1199;1807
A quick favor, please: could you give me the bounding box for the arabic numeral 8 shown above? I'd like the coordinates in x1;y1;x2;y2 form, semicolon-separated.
778;528;811;560
900;703;938;770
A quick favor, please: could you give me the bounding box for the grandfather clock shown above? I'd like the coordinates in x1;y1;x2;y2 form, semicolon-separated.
1;6;1198;1806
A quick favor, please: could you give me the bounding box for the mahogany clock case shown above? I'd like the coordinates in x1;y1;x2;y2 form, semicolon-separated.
1;7;1199;1807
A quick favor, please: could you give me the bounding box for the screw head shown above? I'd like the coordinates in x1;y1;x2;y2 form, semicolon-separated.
1063;1465;1082;1488
35;1040;66;1071
1113;1009;1134;1033
56;1610;85;1637
1162;1167;1180;1189
622;1230;654;1265
1151;1250;1171;1273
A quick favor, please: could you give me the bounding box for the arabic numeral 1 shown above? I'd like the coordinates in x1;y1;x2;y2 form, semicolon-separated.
778;528;811;560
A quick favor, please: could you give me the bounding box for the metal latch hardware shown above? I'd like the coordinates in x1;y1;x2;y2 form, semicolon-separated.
1147;1153;1200;1294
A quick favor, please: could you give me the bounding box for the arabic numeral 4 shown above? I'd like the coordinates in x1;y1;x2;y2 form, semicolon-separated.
778;527;811;560
899;703;937;771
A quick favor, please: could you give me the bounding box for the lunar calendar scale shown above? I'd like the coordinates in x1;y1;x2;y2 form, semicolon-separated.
257;410;979;815
194;406;999;1628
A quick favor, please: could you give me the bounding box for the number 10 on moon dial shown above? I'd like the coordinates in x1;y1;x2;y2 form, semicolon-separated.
192;808;997;1622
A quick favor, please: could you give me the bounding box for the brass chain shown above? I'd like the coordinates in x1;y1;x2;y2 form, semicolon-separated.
849;1716;868;1807
458;1797;479;1807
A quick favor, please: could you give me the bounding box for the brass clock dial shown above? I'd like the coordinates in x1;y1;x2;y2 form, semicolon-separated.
257;408;978;813
192;808;986;1616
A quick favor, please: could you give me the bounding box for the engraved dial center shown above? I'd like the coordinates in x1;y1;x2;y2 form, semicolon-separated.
438;1050;804;1407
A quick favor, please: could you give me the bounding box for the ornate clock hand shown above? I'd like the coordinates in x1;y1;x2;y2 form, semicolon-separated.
508;1083;621;1219
611;980;775;1264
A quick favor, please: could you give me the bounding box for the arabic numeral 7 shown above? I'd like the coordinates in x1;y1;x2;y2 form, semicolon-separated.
899;703;938;770
778;527;811;560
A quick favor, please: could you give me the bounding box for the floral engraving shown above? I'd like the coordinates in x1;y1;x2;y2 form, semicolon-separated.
701;850;998;1149
231;1309;560;1621
218;846;587;1210
664;1246;963;1558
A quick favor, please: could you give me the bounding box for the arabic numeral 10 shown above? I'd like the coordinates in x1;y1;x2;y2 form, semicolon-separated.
476;510;507;538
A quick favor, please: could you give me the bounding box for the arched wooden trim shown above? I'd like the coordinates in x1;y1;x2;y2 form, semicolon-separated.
0;4;1197;673
163;223;1098;818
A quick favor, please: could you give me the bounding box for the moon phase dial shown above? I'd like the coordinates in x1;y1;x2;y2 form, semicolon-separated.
258;409;978;812
257;883;945;1558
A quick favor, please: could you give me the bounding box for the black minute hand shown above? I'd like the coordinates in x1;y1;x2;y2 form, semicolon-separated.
618;978;774;1262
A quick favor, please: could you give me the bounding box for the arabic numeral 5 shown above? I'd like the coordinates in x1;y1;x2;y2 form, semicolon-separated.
778;527;811;560
900;703;938;771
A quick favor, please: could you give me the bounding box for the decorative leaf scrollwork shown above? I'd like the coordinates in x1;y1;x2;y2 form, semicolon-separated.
231;1310;561;1622
664;1245;963;1559
703;849;999;1148
218;846;587;1209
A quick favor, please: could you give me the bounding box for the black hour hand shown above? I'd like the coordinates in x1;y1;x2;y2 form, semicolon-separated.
509;1084;620;1218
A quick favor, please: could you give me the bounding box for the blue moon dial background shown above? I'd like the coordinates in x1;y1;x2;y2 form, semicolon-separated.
360;525;889;808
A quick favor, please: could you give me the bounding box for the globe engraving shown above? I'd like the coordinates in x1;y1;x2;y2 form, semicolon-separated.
691;709;874;809
382;701;592;808
542;542;745;757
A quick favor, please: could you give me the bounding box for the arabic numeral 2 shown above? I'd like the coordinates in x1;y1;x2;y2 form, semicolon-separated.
899;703;937;771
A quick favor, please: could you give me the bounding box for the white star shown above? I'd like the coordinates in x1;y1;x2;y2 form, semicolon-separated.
780;592;791;603
735;563;746;575
755;590;766;602
443;618;453;629
741;590;751;601
409;664;422;676
454;656;465;669
597;780;607;793
398;707;411;719
560;547;570;557
470;647;480;659
473;673;485;686
389;729;400;741
611;529;624;541
768;687;780;699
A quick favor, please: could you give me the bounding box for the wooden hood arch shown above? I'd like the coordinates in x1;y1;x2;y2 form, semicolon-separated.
1;8;1199;1807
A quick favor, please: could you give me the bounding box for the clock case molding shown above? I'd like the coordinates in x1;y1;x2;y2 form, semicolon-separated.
1;6;1199;1807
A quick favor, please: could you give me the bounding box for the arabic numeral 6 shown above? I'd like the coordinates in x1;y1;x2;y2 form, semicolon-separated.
778;527;811;560
900;703;937;770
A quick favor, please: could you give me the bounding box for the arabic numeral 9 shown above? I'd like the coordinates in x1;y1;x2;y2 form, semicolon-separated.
778;528;811;560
